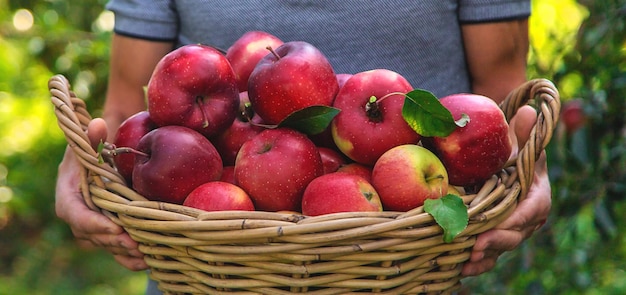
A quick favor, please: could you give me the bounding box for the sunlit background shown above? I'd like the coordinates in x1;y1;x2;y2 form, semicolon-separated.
0;0;624;294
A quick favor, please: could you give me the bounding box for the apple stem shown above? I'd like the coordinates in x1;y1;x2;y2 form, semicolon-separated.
249;121;278;130
365;96;383;123
266;46;281;60
365;92;407;123
96;143;118;165
112;147;149;158
377;91;407;103
240;102;255;122
196;96;210;128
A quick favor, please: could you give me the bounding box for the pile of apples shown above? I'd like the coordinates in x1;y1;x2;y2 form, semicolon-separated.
110;31;512;216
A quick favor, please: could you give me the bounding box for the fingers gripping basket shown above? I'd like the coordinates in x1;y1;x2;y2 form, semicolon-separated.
49;75;560;295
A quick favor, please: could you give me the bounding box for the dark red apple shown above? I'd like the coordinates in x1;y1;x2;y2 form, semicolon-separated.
560;98;586;134
422;93;512;187
225;31;284;92
318;147;347;174
112;111;157;184
308;127;339;150
247;41;339;124
147;44;239;138
132;125;223;204
234;128;323;212
331;69;421;165
301;172;382;216
211;91;265;166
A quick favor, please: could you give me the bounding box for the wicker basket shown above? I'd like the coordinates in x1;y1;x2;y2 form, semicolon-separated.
49;75;560;295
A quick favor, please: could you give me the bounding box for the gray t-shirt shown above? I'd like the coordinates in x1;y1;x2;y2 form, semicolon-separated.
106;0;530;98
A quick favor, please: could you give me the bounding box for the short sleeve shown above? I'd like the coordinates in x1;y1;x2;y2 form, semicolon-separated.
106;0;179;42
458;0;531;24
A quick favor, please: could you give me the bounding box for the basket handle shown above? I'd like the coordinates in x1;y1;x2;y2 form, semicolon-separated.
499;78;561;198
49;74;127;187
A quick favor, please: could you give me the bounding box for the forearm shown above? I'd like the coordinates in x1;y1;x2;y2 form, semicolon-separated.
102;34;173;140
461;19;529;104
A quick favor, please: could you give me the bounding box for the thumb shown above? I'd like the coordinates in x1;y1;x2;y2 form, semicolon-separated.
87;118;109;150
511;105;537;149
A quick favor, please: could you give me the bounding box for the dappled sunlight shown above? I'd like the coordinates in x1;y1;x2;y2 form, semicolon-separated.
94;10;114;32
12;9;33;31
0;91;64;158
529;0;589;75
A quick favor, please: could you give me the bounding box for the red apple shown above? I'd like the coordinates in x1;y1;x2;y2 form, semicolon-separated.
147;44;239;138
112;111;157;184
211;91;265;166
225;31;284;92
560;98;586;134
183;181;255;211
318;147;347;174
331;69;421;165
132;125;223;204
422;93;512;187
371;144;448;211
301;172;382;216
247;41;339;125
336;163;373;183
308;127;338;150
234;128;323;212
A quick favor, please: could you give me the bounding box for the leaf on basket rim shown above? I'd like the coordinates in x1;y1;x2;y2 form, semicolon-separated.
97;140;105;164
424;194;468;243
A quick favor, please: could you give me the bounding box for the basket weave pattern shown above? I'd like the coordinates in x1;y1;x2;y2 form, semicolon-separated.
49;75;560;295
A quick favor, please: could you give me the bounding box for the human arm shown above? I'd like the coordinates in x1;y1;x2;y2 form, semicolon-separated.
459;18;553;276
461;19;529;103
102;34;174;138
54;33;173;271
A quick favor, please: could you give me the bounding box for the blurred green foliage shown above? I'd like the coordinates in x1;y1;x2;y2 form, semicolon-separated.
0;0;624;294
464;0;626;294
0;0;145;294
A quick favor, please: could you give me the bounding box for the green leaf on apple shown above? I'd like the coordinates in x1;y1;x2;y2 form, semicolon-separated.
278;105;340;135
424;194;469;243
402;89;467;137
